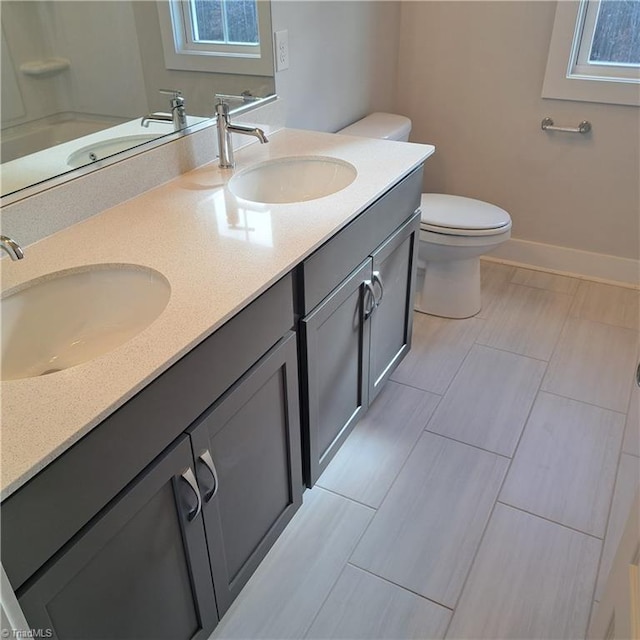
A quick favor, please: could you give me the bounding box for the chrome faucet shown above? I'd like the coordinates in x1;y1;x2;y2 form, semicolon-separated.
215;98;268;169
141;89;187;130
1;235;24;260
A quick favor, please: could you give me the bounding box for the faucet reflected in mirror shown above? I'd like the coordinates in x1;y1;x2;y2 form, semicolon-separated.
0;235;25;261
141;90;188;131
0;0;275;200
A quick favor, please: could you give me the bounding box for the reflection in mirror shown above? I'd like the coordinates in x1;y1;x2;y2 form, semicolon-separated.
0;0;275;199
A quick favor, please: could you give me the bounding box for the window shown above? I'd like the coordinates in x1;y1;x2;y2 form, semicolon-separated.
190;0;258;44
542;0;640;106
157;0;273;77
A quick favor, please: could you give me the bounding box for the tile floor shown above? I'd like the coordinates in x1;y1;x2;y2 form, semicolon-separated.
212;260;639;640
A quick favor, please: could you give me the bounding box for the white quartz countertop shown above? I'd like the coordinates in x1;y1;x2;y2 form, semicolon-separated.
0;128;434;499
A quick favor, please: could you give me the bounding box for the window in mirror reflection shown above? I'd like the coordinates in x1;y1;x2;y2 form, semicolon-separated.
159;0;273;76
191;0;259;45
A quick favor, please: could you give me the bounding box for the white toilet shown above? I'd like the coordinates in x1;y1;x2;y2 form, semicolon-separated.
338;113;512;319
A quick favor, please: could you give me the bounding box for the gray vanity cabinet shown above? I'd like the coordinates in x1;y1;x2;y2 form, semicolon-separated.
14;331;302;639
3;274;299;639
301;214;420;485
301;259;373;485
188;331;302;618
298;166;423;486
17;435;217;640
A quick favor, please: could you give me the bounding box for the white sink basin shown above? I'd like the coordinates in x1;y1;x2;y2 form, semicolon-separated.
67;134;159;168
1;265;170;381
228;156;357;204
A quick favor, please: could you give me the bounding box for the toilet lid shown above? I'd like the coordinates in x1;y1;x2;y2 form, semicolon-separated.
420;194;511;236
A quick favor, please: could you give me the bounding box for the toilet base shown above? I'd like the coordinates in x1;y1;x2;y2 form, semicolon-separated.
415;257;481;319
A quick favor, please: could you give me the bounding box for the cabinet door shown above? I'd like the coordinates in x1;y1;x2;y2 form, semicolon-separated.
18;436;217;640
301;259;374;486
368;211;420;403
188;332;302;618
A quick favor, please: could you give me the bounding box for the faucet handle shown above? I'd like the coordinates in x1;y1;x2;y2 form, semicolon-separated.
214;98;230;117
215;92;259;105
159;89;184;107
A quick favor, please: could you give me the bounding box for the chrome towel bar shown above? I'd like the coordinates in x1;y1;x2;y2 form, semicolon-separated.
541;117;592;134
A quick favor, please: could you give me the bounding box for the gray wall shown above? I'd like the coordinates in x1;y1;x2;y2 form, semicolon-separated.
396;1;639;261
272;1;401;132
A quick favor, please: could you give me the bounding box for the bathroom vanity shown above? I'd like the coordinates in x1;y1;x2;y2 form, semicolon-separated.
298;169;423;485
6;276;301;638
0;128;434;637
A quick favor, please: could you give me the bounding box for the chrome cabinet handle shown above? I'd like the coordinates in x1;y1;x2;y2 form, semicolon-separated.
198;449;219;502
372;271;384;305
180;467;202;521
363;279;377;320
636;362;640;387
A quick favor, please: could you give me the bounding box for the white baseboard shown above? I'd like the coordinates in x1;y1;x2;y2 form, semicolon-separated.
485;238;640;288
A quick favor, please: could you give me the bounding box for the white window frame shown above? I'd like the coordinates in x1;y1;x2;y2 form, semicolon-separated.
157;0;273;77
542;0;640;107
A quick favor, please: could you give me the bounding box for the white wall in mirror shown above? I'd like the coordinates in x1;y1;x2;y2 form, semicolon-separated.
1;2;148;130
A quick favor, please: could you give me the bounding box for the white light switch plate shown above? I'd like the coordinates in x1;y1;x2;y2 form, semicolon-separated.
274;30;289;71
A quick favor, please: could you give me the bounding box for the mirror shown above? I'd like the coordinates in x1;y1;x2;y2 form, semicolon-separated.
0;0;276;199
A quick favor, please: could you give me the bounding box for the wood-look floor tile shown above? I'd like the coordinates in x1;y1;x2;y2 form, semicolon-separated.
446;504;600;639
570;280;640;330
510;267;581;295
623;379;639;457
212;487;373;640
594;453;640;601
350;433;508;608
478;260;517;318
541;318;638;413
500;392;624;538
426;345;545;457
304;564;451;640
390;313;483;394
317;381;440;508
476;284;573;360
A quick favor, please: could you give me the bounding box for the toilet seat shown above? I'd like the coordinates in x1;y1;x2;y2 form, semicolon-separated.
420;194;511;236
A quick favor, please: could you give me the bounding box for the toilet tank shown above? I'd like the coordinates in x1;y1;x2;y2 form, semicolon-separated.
337;113;412;142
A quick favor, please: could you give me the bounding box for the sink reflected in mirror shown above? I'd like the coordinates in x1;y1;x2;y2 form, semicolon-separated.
67;134;160;168
1;265;170;381
228;156;357;204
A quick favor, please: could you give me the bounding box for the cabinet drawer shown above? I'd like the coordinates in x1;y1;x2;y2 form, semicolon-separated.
298;166;423;314
2;273;294;591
